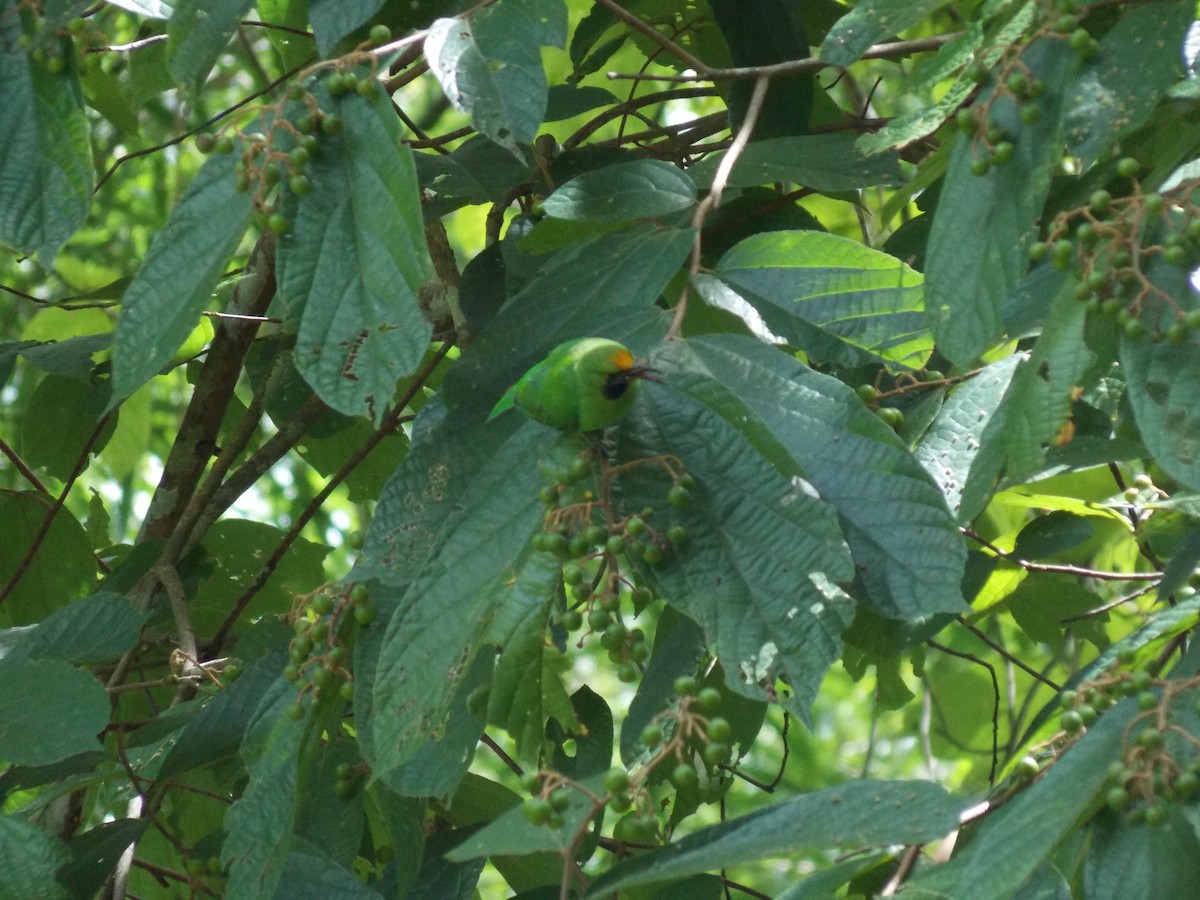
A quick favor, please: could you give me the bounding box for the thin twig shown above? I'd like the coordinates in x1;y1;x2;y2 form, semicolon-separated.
0;435;48;493
667;76;769;340
959;620;1062;691
962;529;1161;582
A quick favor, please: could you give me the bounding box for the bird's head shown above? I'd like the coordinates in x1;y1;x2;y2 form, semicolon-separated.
601;347;661;400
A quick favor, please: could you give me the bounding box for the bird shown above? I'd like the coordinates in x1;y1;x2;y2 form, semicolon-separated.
488;338;660;431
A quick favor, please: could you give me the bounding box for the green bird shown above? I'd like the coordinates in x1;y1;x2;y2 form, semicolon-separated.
488;338;659;431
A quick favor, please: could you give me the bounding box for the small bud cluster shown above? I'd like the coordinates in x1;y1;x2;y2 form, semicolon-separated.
282;582;375;720
520;677;732;840
532;450;695;684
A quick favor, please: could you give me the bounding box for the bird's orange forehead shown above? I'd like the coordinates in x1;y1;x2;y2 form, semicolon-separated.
611;348;635;370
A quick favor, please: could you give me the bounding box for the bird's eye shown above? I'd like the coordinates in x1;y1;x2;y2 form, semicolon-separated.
603;371;631;399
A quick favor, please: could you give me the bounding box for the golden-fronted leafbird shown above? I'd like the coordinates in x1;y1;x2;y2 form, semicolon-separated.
488;338;659;431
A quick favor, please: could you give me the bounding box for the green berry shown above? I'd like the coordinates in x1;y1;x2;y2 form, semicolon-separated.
1167;322;1188;344
587;609;610;631
641;722;663;747
312;594;335;615
321;114;343;135
1106;786;1130;811
567;456;591;483
1028;79;1046;97
289;145;310;167
1137;691;1158;711
678;473;696;490
606;534;626;555
642;544;663;566
550;788;572;812
674;675;698;696
214;135;236;154
584;524;607;545
1029;242;1049;263
1164;245;1187;266
991;141;1015;166
876;407;904;429
1116;157;1140;178
195;133;216;153
856;384;879;402
1015;756;1040;779
568;535;590;558
1005;72;1028;96
633;585;654;605
1061;709;1084;733
707;717;733;743
300;134;320;153
617;662;638;682
1019;105;1042;126
369;24;392;45
1078;703;1098;725
1090;189;1112;214
339;681;354;700
266;213;290;235
667;485;691;507
1175;771;1200;798
666;525;688;547
1144;193;1163;215
520;771;541;793
696;687;722;713
627;517;646;537
605;767;630;794
1052;239;1074;268
1137;728;1164;750
703;741;731;766
601;622;628;650
968;61;991;84
356;78;377;97
562;563;583;586
522;797;552;825
1123;318;1146;339
1144;804;1168;827
353;604;376;625
288;174;313;196
969;156;991;177
561;609;583;631
223;663;242;682
955;108;976;133
285;703;306;720
670;764;698;790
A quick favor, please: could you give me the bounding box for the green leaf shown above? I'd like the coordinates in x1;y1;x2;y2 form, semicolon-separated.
708;231;930;370
914;354;1022;519
585;779;961;896
620;340;857;716
186;519;328;636
0;815;71;900
425;0;566;153
542;160;696;222
925;39;1076;368
355;413;546;774
958;287;1092;521
279;86;433;423
19;374;111;481
820;0;954;66
486;552;573;761
545;84;619;121
1064;1;1192;167
680;336;965;620
1123;334;1200;493
222;680;304;900
0;17;93;261
58;819;148;900
258;0;314;70
158;649;286;779
308;0;385;56
441;222;693;421
0;490;96;628
3;592;146;665
105;0;175;17
1084;807;1200;900
415;136;533;203
109;152;252;405
274;839;385;899
689;134;901;194
906;697;1133;899
166;0;257;83
0;658;107;765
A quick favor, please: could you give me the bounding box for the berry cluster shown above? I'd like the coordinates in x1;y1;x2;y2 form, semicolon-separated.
520;677;733;840
1028;166;1200;342
1055;649;1200;827
956;0;1097;176
282;582;376;719
532;449;694;684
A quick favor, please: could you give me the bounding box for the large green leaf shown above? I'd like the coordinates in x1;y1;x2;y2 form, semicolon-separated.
689;134;901;194
440;222;692;421
542;160;697;222
19;374;111;481
905;695;1134;899
585;779;961;895
820;0;954;66
1064;1;1192;167
278;85;433;423
0;18;93;261
925;39;1076;368
2;592;147;665
708;231;930;369
222;680;305;900
958;285;1092;522
308;0;385;56
166;0;256;83
915;354;1023;520
1122;334;1200;493
109;152;252;404
0;490;96;628
682;336;965;620
0;658;108;765
274;839;385;899
425;0;566;154
619;340;857;716
0;815;70;900
353;412;546;774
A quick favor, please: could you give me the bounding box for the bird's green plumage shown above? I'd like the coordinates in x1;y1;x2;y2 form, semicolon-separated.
489;338;653;431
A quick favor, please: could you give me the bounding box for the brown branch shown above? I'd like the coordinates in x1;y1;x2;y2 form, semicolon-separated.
927;640;1000;787
0;434;48;493
667;76;770;340
961;529;1161;582
959;620;1062;692
564;87;719;150
0;415;110;606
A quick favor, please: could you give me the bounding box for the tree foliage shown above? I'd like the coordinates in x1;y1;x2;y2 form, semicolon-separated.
3;0;1200;897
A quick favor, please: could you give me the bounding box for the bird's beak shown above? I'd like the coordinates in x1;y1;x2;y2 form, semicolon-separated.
629;364;663;385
